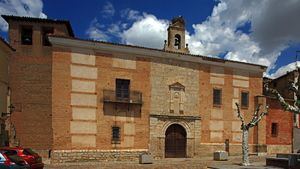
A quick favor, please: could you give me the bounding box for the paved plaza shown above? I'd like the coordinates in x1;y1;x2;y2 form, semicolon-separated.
44;155;282;169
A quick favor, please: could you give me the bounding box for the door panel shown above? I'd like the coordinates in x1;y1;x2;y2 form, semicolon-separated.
165;124;186;158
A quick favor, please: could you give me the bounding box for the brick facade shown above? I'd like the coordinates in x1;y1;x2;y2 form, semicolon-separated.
0;38;14;146
264;70;299;154
3;16;73;157
2;15;279;162
47;34;266;161
266;98;293;145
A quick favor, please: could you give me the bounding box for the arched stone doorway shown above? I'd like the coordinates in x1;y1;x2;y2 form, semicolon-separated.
165;124;187;158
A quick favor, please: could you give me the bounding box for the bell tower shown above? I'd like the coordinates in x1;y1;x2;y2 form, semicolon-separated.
163;16;189;54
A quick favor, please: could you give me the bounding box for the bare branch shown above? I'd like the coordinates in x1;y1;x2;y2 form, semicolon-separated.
253;104;261;117
235;103;245;125
264;83;300;114
248;105;269;128
288;81;300;108
289;81;298;93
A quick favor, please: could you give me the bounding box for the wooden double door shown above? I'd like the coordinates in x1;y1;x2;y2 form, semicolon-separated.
165;124;187;158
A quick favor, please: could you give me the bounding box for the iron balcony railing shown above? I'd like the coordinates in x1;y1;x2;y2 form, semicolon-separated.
103;90;143;104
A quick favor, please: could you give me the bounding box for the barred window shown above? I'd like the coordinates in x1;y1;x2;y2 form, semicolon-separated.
241;91;249;108
213;88;222;106
116;79;130;100
112;126;120;143
271;123;278;137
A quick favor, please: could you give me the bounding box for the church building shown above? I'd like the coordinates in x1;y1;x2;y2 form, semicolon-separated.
1;15;279;163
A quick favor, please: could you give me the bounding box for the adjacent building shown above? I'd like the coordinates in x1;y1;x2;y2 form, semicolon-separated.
264;71;300;153
0;37;14;146
2;15;287;163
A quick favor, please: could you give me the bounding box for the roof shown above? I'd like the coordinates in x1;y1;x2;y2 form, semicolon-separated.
271;69;297;82
48;35;267;72
171;16;185;25
1;15;74;37
0;36;15;51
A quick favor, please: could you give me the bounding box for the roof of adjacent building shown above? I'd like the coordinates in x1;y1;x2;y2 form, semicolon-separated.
49;35;267;72
0;36;15;52
271;69;297;81
1;15;74;37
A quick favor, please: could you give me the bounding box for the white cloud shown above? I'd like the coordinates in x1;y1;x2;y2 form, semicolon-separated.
120;9;142;21
187;0;300;71
107;23;121;36
101;1;115;18
121;14;168;49
119;0;300;72
186;0;263;63
86;10;168;47
268;61;300;79
87;0;300;76
86;18;110;41
0;0;47;31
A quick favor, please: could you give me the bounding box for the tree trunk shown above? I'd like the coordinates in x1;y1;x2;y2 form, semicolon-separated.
242;128;250;166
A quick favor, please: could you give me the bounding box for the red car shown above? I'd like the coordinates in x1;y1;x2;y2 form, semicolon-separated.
0;147;43;169
0;150;30;169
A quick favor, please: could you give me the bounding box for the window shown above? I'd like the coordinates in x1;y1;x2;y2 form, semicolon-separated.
271;123;278;137
213;88;222;106
112;126;120;143
116;79;130;100
42;27;54;46
21;26;32;45
241;91;249;108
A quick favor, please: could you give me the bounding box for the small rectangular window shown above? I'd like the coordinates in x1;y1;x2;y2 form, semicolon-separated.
21;26;32;45
241;91;249;108
116;79;130;100
271;123;278;137
213;88;222;106
42;27;54;46
112;126;120;143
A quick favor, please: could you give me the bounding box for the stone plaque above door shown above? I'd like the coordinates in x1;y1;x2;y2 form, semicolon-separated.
169;82;185;114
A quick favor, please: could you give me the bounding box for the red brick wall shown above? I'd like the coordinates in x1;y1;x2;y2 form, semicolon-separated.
266;98;293;145
199;66;264;144
7;20;71;153
96;53;151;149
51;49;151;150
51;48;72;150
10;55;53;151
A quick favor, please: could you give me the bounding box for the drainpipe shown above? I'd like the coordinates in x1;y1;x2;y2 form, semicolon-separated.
292;67;299;153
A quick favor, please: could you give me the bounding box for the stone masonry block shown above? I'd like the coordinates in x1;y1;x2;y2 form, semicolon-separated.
139;154;153;164
213;151;228;161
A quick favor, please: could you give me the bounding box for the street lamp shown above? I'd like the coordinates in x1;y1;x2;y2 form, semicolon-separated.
8;104;15;114
1;104;15;117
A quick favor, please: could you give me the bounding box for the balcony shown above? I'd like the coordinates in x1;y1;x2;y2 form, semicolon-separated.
103;90;143;105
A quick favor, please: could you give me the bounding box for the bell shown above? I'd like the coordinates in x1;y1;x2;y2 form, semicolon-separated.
174;39;180;46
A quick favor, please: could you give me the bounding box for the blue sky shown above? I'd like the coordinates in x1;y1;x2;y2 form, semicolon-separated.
1;0;300;78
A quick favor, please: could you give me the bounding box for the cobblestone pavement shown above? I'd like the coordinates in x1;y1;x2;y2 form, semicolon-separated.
44;156;272;169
